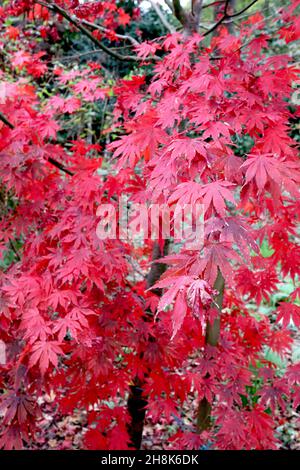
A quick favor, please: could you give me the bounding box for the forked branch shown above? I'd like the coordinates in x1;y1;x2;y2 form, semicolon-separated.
36;1;141;62
149;0;176;33
172;0;204;35
204;0;258;36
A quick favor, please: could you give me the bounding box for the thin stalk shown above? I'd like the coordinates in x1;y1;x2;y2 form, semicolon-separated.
196;269;225;432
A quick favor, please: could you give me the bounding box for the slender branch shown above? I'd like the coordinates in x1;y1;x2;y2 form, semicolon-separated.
196;269;225;433
172;0;187;26
146;241;170;291
226;0;235;35
203;0;230;36
58;51;114;79
0;112;73;176
58;49;106;61
209;10;280;60
205;269;224;347
80;19;140;46
9;240;21;261
228;0;258;18
48;157;74;176
0;112;14;129
202;0;225;9
203;0;258;36
164;0;174;12
36;1;141;62
149;0;176;33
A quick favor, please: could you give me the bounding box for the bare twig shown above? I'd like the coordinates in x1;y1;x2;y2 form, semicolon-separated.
36;1;141;62
58;49;105;61
164;0;174;12
81;19;140;46
149;0;176;33
229;0;258;18
202;0;225;9
203;0;258;36
9;240;21;261
203;0;230;36
47;157;74;176
0;112;14;129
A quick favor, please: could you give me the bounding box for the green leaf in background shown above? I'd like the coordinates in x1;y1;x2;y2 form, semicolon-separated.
260;238;275;258
264;348;287;370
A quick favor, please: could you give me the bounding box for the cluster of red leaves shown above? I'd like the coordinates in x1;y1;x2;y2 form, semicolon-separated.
0;0;300;451
2;0;136;42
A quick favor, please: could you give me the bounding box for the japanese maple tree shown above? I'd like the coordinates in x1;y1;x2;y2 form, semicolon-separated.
0;0;300;450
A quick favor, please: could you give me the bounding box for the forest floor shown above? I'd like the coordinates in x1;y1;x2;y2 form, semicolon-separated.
32;331;300;450
32;390;300;450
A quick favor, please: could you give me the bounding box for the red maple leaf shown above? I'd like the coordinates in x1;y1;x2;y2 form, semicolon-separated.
276;302;300;329
241;153;300;198
169;180;236;216
29;340;63;375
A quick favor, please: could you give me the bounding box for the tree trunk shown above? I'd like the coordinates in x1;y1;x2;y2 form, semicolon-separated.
196;269;225;432
127;0;227;447
127;241;169;449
